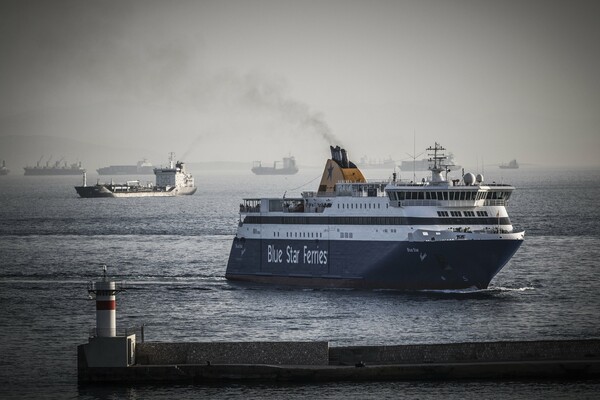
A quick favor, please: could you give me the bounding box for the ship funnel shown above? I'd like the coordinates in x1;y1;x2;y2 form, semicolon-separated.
330;146;341;165
341;149;349;168
330;145;351;168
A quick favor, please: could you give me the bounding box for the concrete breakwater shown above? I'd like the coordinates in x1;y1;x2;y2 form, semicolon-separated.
79;272;600;383
78;338;600;383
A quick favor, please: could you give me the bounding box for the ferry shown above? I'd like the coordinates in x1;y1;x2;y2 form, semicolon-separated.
75;153;196;198
226;143;524;290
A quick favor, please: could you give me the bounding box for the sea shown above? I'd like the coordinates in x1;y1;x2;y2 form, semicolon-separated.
0;165;599;399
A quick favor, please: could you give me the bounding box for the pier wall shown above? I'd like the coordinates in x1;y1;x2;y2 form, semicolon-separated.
329;339;600;365
78;339;600;383
135;341;330;366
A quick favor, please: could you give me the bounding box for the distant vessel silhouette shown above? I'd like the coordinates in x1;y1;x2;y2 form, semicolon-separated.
251;155;299;175
400;153;461;172
24;157;84;176
499;159;519;169
0;160;9;175
357;156;396;169
97;159;155;175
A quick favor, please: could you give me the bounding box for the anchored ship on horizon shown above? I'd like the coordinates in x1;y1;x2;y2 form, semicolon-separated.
97;159;155;175
75;153;196;198
24;156;85;176
251;155;299;175
226;143;524;290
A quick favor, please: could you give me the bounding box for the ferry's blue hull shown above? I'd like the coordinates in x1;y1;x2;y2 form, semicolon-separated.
225;238;523;290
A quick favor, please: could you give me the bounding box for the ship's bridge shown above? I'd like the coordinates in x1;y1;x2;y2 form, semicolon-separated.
385;182;514;207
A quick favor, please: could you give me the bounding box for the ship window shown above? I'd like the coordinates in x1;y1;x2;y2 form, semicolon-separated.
451;211;462;217
437;211;449;217
460;192;465;200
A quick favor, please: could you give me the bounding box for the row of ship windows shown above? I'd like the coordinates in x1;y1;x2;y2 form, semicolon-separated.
273;230;403;239
244;215;507;225
272;232;325;238
337;203;385;209
437;211;489;217
389;191;511;201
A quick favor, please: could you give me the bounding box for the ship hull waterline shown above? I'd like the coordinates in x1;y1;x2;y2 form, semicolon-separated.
226;237;523;290
74;185;197;198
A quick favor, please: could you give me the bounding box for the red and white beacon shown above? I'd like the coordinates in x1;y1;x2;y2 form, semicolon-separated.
88;265;123;337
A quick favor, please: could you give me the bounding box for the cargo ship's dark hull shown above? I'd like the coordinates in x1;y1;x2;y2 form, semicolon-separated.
225;238;523;290
251;167;299;175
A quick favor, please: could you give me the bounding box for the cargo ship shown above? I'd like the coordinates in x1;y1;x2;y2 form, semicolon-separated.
357;156;396;170
400;153;461;172
24;157;85;175
97;159;155;175
75;154;196;198
251;156;298;175
499;159;519;169
226;143;524;290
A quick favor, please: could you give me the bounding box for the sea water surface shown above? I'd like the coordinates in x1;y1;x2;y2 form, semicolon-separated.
0;166;599;399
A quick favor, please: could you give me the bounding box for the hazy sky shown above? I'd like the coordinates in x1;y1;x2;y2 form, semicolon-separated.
1;0;599;167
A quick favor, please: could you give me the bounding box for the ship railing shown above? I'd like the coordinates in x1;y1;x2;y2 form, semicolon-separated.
239;205;261;213
399;200;483;207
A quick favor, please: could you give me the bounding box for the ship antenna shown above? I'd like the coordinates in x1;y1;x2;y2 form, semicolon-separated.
426;142;447;183
405;130;424;182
